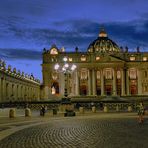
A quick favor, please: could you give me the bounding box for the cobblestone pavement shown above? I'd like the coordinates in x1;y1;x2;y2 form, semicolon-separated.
0;114;148;148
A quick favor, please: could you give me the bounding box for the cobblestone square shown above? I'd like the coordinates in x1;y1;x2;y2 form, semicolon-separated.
0;113;148;148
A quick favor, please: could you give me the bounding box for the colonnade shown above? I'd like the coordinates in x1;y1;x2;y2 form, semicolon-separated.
0;76;40;102
0;61;40;102
72;67;141;96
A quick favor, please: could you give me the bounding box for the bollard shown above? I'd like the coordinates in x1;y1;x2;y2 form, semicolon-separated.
104;106;108;113
9;108;16;118
128;106;132;112
25;108;31;117
79;107;84;113
92;106;96;113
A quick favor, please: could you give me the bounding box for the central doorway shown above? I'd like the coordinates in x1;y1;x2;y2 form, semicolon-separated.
105;85;112;95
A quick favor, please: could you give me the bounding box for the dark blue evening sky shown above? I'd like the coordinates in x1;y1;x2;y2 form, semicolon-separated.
0;0;148;81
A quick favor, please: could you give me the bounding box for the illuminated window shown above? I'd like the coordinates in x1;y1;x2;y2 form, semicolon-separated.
51;87;56;94
96;71;100;79
80;69;87;80
130;56;135;61
69;58;73;62
96;56;100;61
129;69;137;79
105;69;112;79
81;55;86;61
117;71;121;79
50;48;58;55
143;57;147;61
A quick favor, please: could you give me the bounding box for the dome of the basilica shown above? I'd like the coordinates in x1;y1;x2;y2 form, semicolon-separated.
87;28;121;53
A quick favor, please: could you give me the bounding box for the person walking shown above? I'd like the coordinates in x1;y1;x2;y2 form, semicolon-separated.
137;102;145;123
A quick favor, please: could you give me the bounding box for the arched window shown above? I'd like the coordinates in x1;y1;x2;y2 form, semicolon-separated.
80;69;87;80
117;71;121;79
51;81;59;94
129;69;137;79
50;48;58;55
81;55;86;61
51;86;56;94
105;69;112;79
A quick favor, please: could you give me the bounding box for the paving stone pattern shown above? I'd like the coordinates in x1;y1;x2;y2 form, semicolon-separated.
0;117;148;148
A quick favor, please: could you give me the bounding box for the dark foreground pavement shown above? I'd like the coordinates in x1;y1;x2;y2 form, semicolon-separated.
0;113;148;148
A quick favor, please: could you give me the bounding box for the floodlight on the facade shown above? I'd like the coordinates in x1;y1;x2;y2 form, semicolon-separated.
64;63;69;68
63;57;68;62
71;64;77;71
54;64;60;70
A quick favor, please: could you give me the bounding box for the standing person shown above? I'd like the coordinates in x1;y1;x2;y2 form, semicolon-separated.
137;102;145;123
42;106;46;116
40;106;45;116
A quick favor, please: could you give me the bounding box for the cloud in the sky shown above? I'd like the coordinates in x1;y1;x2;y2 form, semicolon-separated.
0;48;41;60
0;0;148;79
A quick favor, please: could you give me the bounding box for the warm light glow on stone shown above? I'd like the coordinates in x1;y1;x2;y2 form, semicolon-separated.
143;57;147;61
96;56;100;61
130;57;135;61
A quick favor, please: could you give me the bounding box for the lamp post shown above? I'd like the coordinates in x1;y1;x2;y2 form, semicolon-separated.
54;57;77;104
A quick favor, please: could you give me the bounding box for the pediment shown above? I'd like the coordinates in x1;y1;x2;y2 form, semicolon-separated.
101;55;125;62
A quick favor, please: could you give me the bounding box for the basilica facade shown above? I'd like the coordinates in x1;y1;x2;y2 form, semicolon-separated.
42;29;148;100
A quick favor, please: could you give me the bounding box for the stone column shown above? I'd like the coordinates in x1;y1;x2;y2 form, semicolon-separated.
30;87;32;100
101;69;105;96
75;70;80;95
92;69;96;96
25;87;27;101
70;73;74;96
3;78;6;102
43;70;51;99
38;87;40;100
121;69;125;96
21;86;24;101
19;85;22;100
15;84;18;101
88;69;92;95
137;69;142;95
126;69;130;95
113;69;117;96
8;83;12;101
44;86;49;100
59;73;64;96
13;84;17;101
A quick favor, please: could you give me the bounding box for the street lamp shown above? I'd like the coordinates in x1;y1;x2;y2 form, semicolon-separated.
54;57;77;104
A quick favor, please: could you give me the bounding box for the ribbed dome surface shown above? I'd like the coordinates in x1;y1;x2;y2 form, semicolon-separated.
87;29;121;53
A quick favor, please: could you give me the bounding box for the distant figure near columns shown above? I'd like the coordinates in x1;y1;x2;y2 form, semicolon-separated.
9;108;16;118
